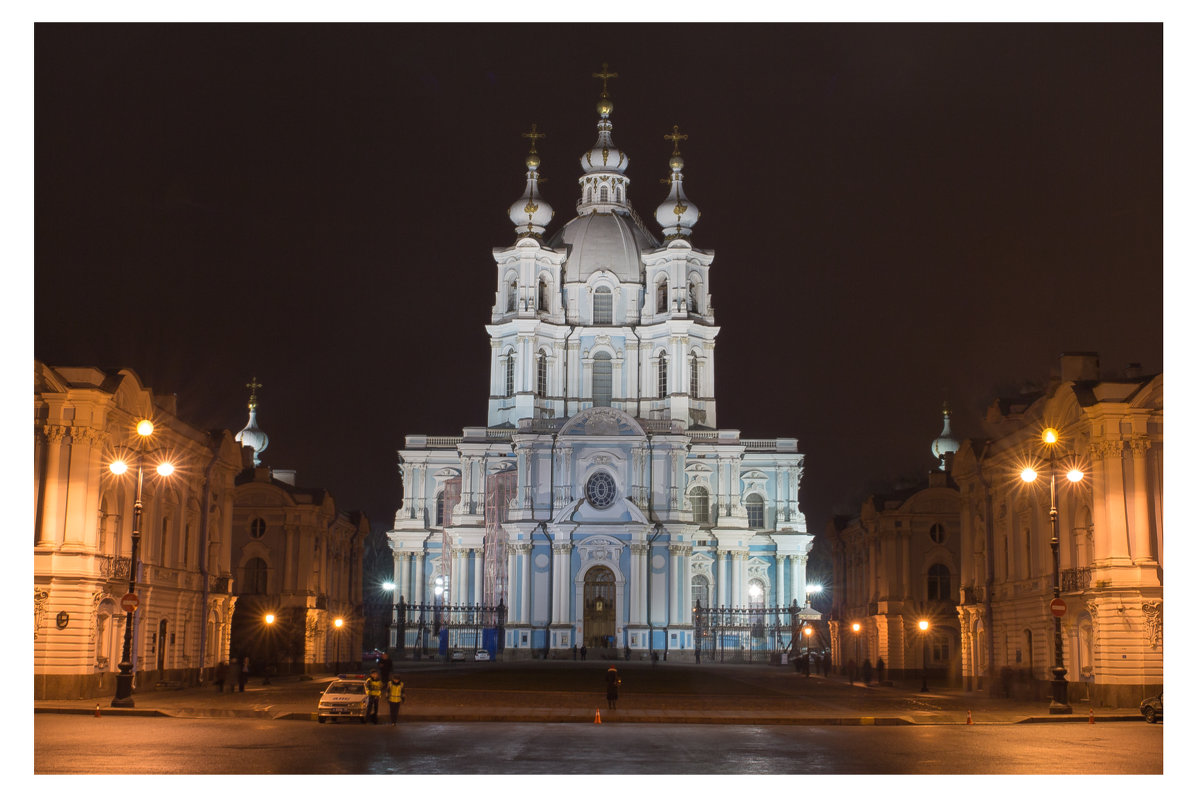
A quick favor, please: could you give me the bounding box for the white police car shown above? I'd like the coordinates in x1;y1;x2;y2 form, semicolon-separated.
317;674;370;724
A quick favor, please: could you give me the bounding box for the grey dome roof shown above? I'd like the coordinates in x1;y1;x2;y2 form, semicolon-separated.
549;211;657;284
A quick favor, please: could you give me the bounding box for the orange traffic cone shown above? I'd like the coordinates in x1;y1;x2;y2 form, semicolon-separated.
94;704;101;718
1089;708;1095;724
966;710;973;725
594;708;602;724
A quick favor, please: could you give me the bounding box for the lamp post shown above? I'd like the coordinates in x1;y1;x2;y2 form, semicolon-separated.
1021;426;1081;714
263;613;276;684
333;617;344;674
108;418;174;708
850;622;861;684
918;619;930;692
802;625;814;677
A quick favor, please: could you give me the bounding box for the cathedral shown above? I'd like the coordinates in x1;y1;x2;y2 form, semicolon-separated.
387;71;814;660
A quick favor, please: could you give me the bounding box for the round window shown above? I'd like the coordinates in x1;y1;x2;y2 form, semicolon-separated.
585;471;618;510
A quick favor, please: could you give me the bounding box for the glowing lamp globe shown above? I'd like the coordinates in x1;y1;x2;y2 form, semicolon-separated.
136;419;154;437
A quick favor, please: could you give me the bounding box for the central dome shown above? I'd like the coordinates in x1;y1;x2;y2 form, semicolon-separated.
549;212;657;284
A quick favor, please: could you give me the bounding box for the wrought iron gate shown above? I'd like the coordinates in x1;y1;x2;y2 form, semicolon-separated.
692;602;803;663
395;599;506;660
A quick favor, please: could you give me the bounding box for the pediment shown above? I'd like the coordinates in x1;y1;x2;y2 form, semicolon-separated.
559;406;645;438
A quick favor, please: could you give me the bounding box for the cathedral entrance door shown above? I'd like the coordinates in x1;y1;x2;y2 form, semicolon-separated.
583;566;616;649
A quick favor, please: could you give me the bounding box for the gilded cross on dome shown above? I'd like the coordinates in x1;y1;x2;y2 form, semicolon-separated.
246;376;262;409
521;123;545;154
664;124;688;155
592;63;618;98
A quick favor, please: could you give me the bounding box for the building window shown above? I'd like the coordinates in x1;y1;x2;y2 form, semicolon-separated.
435;491;445;527
504;353;515;397
537;352;548;397
160;517;170;565
250;517;266;539
593;287;613;324
688;282;699;312
656;280;668;314
691;575;710;610
507;280;518;313
538;278;550;313
592;352;612;407
689;485;710;524
244;557;268;594
689;355;700;399
746;494;765;529
927;563;951;602
930;523;946;544
656;355;668;399
585;471;618;510
599;186;609;202
1024;527;1033;578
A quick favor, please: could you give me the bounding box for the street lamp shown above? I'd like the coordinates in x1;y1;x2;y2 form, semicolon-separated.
1020;426;1082;714
918;619;930;692
850;622;861;684
108;418;174;708
263;613;276;684
805;583;823;608
333;617;345;673
802;625;814;677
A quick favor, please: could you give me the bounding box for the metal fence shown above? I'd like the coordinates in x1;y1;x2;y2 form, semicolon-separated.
395;600;507;659
693;603;805;663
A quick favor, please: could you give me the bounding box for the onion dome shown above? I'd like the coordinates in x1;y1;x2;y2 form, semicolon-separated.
931;402;960;468
235;377;269;467
507;123;554;239
576;63;631;215
655;125;701;241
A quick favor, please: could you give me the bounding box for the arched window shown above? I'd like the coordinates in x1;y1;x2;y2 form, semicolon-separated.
688;282;699;312
599;186;608;202
538;278;550;313
746;494;765;529
593;287;613;324
656;280;668;314
689;485;710;524
592;352;612;407
927;563;951;602
507;280;518;313
536;352;548;397
504;353;515;397
435;491;445;526
691;574;710;610
243;557;268;595
689;355;700;399
656;354;668;399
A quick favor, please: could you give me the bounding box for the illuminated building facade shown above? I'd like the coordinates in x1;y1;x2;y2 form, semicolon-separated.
953;353;1163;705
388;76;813;659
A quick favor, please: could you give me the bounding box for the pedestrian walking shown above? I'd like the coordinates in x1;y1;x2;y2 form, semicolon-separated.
624;644;631;661
605;665;621;710
386;674;406;726
379;651;393;683
366;670;382;723
238;657;250;692
573;644;578;660
214;660;227;692
822;652;831;677
580;645;587;660
862;658;873;685
876;657;886;684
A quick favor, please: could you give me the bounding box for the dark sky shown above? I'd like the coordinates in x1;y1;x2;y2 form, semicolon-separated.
34;23;1163;536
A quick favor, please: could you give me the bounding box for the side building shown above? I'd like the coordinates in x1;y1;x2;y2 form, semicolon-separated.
34;363;242;700
952;353;1162;706
828;407;962;683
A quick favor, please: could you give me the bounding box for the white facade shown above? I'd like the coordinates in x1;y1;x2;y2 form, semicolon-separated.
388;85;812;658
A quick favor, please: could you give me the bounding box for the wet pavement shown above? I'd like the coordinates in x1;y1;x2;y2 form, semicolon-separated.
34;660;1145;726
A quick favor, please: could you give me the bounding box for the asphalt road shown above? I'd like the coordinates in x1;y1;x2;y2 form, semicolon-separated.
34;715;1162;774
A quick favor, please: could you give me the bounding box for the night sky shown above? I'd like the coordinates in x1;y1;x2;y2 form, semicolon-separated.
33;23;1163;538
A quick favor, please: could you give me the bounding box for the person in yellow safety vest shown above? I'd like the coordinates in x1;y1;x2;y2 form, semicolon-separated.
365;670;382;724
386;675;406;726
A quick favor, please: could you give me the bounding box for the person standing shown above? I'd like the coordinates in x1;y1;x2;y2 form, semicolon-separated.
386;674;406;726
238;657;250;692
365;670;382;723
214;661;227;692
605;665;621;710
862;658;873;685
379;651;393;684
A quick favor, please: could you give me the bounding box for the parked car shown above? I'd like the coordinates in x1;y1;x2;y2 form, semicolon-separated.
317;675;370;724
1140;692;1162;724
451;650;466;661
474;650;491;661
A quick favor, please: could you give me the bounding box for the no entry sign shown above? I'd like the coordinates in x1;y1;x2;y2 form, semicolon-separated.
1050;598;1067;618
120;593;139;613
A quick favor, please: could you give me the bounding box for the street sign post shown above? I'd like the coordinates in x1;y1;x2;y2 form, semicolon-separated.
1050;598;1067;618
120;593;139;614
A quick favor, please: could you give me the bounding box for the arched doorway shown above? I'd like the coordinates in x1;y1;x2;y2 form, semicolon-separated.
583;566;616;648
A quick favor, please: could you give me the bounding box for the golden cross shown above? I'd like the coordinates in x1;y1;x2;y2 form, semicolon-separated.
246;376;262;408
592;63;618;98
664;124;688;155
521;123;545;154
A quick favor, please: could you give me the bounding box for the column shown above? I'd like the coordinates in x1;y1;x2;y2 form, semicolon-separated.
774;555;786;608
37;426;69;546
78;428;105;548
396;551;409;604
473;547;484;605
521;543;533;625
1099;440;1132;562
788;555;800;606
720;551;731;606
1128;437;1153;564
457;547;469;605
283;525;297;594
413;552;425;605
630;543;645;624
668;544;680;624
505;544;517;611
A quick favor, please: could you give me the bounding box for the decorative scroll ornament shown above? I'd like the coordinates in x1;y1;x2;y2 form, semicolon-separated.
1142;601;1163;648
34;588;50;640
